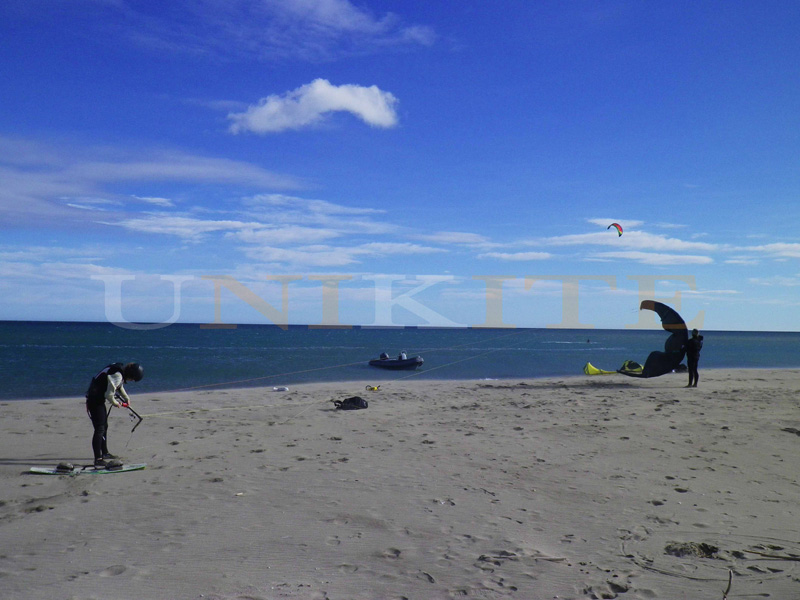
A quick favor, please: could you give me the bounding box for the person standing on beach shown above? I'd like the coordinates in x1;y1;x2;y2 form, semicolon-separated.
684;329;703;387
85;363;143;467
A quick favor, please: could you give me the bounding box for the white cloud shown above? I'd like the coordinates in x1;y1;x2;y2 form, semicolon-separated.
242;193;396;235
539;230;717;252
353;242;445;256
233;225;340;245
592;251;713;265
114;216;254;241
228;79;399;134
478;251;552;261
240;241;445;269
749;275;800;287
132;195;175;207
725;257;759;265
61;196;121;211
242;245;359;268
102;192;397;249
747;243;800;259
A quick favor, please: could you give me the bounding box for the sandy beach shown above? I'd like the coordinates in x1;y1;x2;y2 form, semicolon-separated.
2;369;800;599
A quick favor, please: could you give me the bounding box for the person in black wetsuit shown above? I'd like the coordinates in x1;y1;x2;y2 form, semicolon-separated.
85;363;144;467
684;329;703;387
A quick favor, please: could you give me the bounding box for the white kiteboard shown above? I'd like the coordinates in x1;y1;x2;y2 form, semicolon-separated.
30;463;146;475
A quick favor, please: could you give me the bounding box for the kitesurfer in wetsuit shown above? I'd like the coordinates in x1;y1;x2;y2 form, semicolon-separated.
684;329;703;387
85;363;143;467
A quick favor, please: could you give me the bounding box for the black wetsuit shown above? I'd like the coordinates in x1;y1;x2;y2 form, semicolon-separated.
85;363;124;460
685;335;703;387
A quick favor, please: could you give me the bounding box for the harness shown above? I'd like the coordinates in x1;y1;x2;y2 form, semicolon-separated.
86;363;124;402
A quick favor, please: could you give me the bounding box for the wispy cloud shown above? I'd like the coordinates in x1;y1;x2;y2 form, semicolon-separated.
415;231;492;246
240;240;445;268
112;216;256;241
749;275;800;287
245;193;383;216
353;242;445;256
0;136;302;226
725;257;760;266
113;194;398;251
86;0;435;62
746;243;800;259
228;79;399;134
592;251;714;265
232;225;341;246
67;152;300;187
242;193;394;234
132;195;175;208
478;251;552;261
537;230;718;253
0;245;102;264
104;188;451;268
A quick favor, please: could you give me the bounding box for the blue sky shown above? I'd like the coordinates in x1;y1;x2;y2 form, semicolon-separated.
2;1;800;331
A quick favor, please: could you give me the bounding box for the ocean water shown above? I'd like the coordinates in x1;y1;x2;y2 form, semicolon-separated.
2;321;800;401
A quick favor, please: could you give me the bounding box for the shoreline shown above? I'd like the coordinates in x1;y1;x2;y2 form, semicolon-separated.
3;368;800;599
3;366;792;403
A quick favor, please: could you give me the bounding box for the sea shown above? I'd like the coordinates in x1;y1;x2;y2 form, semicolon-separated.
2;320;800;401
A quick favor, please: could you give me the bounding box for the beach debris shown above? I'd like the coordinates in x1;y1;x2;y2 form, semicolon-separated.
365;385;381;391
272;386;289;392
420;571;435;584
722;569;732;600
664;541;718;558
331;397;368;410
478;550;566;564
742;548;800;561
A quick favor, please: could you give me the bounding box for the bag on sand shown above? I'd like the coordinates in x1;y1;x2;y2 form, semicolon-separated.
333;396;368;410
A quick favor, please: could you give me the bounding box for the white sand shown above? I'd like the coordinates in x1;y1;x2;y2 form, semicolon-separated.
2;369;800;599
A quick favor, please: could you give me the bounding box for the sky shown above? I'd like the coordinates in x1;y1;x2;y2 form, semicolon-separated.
2;0;800;331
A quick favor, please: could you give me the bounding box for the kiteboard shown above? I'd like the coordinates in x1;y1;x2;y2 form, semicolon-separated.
29;463;146;476
583;362;616;375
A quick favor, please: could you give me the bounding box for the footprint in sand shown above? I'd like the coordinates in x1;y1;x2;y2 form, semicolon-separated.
338;564;358;573
99;565;127;576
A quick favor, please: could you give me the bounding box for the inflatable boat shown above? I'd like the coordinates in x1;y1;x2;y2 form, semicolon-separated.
368;355;424;370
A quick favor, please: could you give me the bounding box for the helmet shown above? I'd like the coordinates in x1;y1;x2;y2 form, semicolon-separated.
123;363;144;382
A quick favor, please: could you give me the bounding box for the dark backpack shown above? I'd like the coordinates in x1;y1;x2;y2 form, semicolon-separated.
333;396;368;410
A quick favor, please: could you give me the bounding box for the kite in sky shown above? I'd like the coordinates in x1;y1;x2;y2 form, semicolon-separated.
607;222;623;236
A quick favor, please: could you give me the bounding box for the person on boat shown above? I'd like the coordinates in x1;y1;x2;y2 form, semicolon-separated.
85;363;144;467
684;329;703;387
379;352;389;360
399;351;407;360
